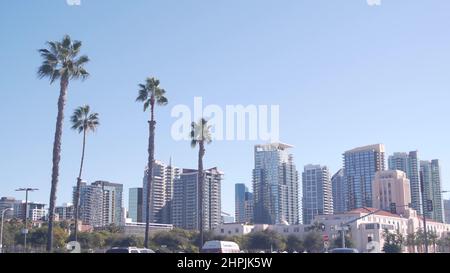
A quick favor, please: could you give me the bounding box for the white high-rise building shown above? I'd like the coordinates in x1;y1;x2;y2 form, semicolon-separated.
74;182;103;227
172;168;223;231
388;151;422;214
143;160;181;224
302;165;333;225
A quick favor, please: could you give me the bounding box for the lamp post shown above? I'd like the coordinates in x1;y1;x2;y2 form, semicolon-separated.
15;188;38;253
1;208;14;253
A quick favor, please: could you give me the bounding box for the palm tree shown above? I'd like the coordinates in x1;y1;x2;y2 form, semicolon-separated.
406;233;416;253
190;118;212;251
70;105;99;243
37;35;89;252
136;77;168;248
428;230;438;253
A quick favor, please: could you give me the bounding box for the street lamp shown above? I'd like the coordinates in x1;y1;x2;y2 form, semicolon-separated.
15;188;38;253
1;208;14;253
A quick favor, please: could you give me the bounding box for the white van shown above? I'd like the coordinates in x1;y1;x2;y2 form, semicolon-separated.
201;241;240;253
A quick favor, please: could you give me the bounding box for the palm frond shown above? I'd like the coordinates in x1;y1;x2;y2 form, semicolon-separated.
157;95;168;106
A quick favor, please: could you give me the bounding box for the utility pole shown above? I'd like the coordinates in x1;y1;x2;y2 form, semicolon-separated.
15;188;38;253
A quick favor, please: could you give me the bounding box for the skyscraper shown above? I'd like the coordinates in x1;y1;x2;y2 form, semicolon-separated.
172;168;223;231
302;165;333;225
420;160;445;223
235;184;254;224
252;143;299;225
92;181;124;226
128;187;143;223
331;169;347;214
388;151;422;214
372;170;411;215
143;160;180;224
344;144;386;210
75;182;103;227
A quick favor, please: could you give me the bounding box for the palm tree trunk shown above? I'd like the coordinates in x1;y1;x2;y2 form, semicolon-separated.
46;76;69;252
144;99;156;249
73;129;87;242
198;141;205;251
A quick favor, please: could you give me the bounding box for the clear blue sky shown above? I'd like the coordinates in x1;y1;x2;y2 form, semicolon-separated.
1;0;450;216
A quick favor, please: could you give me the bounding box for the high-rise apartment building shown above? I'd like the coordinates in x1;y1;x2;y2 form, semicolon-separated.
372;170;411;215
302;165;333;225
128;187;143;223
172;168;223;231
252;143;299;225
388;151;422;214
75;182;104;227
344;144;386;210
331;169;346;214
420;160;445;223
92;181;124;226
143;160;180;224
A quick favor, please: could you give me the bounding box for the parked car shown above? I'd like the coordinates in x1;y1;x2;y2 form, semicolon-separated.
105;247;155;253
329;248;359;253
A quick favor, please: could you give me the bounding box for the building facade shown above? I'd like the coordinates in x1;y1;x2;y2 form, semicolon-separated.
92;181;124;226
388;151;422;214
55;203;74;221
302;165;333;225
331;169;346;214
444;199;450;225
172;168;223;231
128;187;143;223
372;170;411;216
0;197;18;219
420;160;445;223
235;184;247;223
252;143;299;225
235;184;253;224
143;160;181;224
75;182;104;227
344;144;386;210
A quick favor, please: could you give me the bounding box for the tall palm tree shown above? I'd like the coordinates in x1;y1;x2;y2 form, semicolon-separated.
37;35;89;252
70;105;99;243
190;118;212;251
136;77;168;248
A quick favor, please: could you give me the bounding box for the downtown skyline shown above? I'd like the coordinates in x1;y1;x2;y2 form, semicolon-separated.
2;1;450;216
